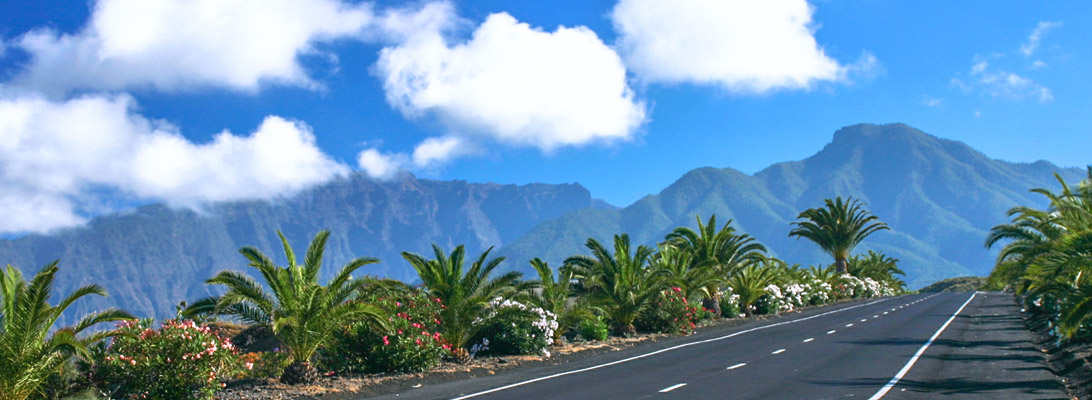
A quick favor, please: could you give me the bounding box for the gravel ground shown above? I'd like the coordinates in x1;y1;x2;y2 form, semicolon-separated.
1024;303;1092;400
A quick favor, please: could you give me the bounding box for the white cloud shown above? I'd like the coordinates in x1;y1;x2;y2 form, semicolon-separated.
1032;60;1047;69
611;0;851;93
968;62;1053;103
1020;21;1061;57
11;0;374;94
412;135;474;168
374;8;646;151
0;90;347;233
356;148;405;179
922;97;943;108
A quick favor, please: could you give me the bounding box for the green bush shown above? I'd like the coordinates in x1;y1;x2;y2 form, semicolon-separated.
577;318;609;342
91;319;237;400
469;299;556;357
232;350;290;379
323;292;449;374
634;288;698;335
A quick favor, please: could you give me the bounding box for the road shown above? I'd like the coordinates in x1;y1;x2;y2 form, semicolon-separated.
370;292;1066;400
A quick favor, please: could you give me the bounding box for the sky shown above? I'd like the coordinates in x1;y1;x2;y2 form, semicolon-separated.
0;0;1089;235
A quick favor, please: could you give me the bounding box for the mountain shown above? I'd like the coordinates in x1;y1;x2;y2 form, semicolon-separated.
0;173;609;324
496;123;1084;289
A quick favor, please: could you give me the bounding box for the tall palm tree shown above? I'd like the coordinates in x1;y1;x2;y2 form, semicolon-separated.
402;245;522;359
524;258;591;341
789;197;890;274
566;234;661;336
724;261;782;317
1;261;133;400
665;215;767;313
188;230;385;384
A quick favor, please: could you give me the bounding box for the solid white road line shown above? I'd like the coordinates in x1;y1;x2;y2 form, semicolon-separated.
659;383;687;393
803;338;814;343
772;349;786;355
867;292;978;400
449;298;893;399
727;363;747;370
827;330;836;334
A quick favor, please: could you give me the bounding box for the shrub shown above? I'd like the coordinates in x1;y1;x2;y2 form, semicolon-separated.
91;319;237;400
469;298;557;357
324;292;449;374
231;350;290;379
577;317;609;342
719;288;741;318
634;288;698;335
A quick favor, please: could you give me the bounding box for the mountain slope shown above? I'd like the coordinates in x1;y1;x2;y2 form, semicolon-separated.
0;173;607;323
498;124;1083;288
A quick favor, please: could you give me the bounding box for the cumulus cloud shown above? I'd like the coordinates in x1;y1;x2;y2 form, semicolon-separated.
356;148;405;180
1020;21;1061;57
611;0;851;93
10;0;374;94
373;6;646;152
0;91;347;233
966;61;1053;103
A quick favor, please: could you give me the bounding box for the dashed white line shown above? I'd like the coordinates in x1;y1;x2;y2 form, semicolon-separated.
861;319;868;322
660;383;687;393
772;349;786;355
803;338;814;343
449;298;892;400
874;315;880;318
727;363;747;370
883;312;889;315
845;323;854;327
827;330;837;334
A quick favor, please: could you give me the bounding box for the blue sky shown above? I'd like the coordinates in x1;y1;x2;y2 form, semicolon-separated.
0;0;1088;235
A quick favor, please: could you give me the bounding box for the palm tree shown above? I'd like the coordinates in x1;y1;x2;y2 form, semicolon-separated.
188;230;385;384
986;168;1092;338
1;261;134;400
402;245;522;360
789;197;890;274
724;261;782;317
524;258;592;341
848;250;906;289
566;234;662;336
651;244;719;303
665;215;767;313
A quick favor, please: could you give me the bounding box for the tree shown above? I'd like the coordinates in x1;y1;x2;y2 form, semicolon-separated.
847;250;906;289
188;230;385;384
987;169;1092;338
402;245;522;361
566;234;662;336
651;244;719;303
1;261;133;400
665;215;767;314
724;261;782;317
789;197;890;274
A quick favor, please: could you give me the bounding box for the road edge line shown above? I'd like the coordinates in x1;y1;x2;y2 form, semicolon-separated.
867;292;978;400
449;297;895;400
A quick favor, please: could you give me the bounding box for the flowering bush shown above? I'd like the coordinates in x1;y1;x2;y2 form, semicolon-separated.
324;292;449;374
230;350;290;379
635;287;698;335
836;275;897;299
753;284;789;315
469;298;557;357
91;319;237;400
719;288;742;318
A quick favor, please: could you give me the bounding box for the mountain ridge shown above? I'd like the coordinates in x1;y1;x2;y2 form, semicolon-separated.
496;123;1083;289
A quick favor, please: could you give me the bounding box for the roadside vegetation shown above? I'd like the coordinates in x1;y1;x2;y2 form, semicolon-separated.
986;168;1092;340
1;198;904;399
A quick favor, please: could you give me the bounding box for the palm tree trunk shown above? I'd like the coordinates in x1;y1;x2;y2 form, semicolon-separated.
702;297;721;319
835;258;848;275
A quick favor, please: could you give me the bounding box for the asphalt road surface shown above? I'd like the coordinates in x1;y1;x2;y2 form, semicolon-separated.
371;292;1067;400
